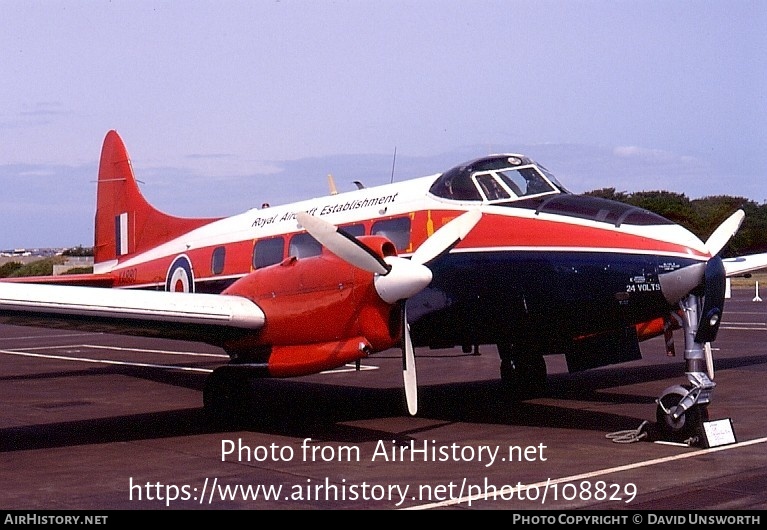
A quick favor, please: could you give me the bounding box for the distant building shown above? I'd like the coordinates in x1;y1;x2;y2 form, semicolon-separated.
0;248;94;271
53;256;94;275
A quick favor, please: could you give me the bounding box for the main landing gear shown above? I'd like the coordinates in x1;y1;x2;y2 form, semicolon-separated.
654;292;715;443
203;365;263;427
497;342;547;398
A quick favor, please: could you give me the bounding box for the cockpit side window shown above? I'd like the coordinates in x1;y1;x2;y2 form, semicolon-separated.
498;167;556;197
538;164;570;193
445;174;482;201
475;173;513;200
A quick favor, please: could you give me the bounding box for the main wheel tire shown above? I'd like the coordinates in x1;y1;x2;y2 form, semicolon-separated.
203;368;251;428
498;344;547;398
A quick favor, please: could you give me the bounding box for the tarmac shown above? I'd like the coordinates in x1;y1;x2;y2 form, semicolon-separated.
1;287;765;511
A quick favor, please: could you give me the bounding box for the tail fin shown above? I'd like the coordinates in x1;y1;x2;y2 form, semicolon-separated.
94;130;221;264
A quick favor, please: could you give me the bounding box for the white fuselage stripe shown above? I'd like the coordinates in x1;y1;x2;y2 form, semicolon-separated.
445;246;708;260
127;245;709;290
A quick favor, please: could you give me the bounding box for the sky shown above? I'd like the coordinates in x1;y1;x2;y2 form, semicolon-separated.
1;0;765;249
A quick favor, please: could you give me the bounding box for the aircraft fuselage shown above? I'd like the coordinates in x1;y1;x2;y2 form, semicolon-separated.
93;154;709;372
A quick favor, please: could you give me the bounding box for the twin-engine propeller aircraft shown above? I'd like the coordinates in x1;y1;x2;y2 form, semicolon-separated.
2;130;766;436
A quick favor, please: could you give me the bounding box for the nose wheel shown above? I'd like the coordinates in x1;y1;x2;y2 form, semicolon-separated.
655;384;709;443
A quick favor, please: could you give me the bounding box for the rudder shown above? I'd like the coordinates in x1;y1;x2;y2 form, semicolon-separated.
93;130;220;265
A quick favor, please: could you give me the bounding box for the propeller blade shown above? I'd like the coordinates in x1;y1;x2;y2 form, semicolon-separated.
705;209;745;257
410;210;482;265
401;303;418;415
296;212;390;275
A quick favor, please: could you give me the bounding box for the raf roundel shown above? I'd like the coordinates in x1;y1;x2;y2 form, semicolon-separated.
166;255;195;293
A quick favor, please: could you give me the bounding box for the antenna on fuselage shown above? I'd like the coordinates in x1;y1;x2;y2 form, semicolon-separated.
390;146;397;184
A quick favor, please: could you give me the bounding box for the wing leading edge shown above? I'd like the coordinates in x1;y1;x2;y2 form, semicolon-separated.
0;283;265;343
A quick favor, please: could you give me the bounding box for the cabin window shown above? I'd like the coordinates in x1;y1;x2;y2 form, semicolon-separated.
289;232;322;259
211;246;226;275
372;217;411;251
341;224;365;237
252;237;284;269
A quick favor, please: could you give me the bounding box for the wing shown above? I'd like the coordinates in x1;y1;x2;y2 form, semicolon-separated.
0;282;264;343
723;252;767;277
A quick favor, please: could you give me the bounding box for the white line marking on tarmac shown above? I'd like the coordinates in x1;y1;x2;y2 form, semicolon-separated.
405;436;767;510
0;332;103;342
321;364;378;374
0;348;213;373
15;344;229;359
0;348;378;375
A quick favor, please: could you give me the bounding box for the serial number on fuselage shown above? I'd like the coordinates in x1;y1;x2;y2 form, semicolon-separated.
117;268;138;285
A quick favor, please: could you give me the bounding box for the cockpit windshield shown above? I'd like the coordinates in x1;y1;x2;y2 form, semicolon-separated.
428;155;566;203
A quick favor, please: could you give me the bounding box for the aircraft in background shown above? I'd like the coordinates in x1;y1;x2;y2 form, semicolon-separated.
2;130;766;437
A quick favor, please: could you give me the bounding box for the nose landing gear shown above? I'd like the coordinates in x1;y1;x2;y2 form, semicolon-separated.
654;292;717;445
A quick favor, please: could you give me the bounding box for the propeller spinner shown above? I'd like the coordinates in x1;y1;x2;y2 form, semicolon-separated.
296;210;482;415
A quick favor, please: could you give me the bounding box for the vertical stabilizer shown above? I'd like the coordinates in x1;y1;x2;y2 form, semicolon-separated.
94;131;221;264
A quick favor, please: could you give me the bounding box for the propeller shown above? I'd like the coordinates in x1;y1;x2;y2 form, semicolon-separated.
658;209;745;343
658;209;745;307
296;210;482;415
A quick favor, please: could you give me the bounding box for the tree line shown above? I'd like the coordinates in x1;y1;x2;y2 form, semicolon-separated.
584;190;767;257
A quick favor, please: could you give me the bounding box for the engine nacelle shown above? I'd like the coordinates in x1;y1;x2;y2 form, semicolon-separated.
219;240;401;375
266;337;373;377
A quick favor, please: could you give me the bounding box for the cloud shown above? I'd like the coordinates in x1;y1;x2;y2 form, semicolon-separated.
0;102;70;130
19;101;68;117
613;145;677;162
